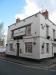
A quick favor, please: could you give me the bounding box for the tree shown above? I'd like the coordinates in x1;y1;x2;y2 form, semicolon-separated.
0;22;4;46
0;22;3;33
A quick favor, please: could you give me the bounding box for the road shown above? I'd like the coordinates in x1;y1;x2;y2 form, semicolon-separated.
0;59;56;75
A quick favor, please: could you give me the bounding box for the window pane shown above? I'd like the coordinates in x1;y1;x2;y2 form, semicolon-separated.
53;29;55;39
46;25;49;37
41;43;44;54
9;43;13;51
46;43;49;53
25;42;32;53
26;25;31;35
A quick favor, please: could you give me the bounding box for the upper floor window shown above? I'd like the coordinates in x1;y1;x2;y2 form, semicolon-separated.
11;31;14;38
26;25;31;35
46;25;49;37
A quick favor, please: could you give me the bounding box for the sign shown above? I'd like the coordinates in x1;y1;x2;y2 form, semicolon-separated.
13;27;26;37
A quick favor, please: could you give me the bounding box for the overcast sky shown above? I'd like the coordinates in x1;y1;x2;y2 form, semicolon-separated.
0;0;56;35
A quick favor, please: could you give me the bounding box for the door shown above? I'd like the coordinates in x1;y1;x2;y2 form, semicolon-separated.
17;43;19;56
52;44;53;57
53;44;56;53
52;44;56;56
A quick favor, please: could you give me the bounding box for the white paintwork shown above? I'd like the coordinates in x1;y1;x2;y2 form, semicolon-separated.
6;11;56;59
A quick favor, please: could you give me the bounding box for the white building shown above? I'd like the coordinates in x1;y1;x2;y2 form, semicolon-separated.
6;10;56;59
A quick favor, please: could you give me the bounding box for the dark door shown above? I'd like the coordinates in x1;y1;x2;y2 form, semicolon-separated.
17;43;19;56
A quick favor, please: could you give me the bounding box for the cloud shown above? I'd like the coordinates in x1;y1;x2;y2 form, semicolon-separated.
24;0;41;15
15;0;41;19
49;10;56;24
15;0;56;24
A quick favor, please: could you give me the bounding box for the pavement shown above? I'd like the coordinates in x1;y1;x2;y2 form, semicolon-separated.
0;55;56;70
0;58;56;75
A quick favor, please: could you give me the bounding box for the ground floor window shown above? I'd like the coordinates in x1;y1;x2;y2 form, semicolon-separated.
9;43;13;51
25;42;32;53
0;41;4;46
46;43;49;53
20;49;22;53
41;43;45;54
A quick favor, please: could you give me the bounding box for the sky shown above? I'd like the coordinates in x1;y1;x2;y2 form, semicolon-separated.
0;0;56;35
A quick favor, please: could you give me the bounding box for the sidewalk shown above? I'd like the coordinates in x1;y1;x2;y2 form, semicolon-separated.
0;55;56;69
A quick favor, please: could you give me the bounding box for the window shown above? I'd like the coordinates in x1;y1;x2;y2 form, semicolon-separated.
46;43;49;53
9;43;13;51
20;49;22;53
53;29;55;40
25;42;32;53
0;41;3;46
46;25;49;37
26;25;31;35
41;43;44;54
6;44;8;46
11;31;14;38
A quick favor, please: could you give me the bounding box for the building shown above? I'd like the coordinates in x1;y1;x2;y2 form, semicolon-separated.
6;10;56;59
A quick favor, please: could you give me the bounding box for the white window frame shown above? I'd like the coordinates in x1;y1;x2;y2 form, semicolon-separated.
26;25;31;36
25;42;32;53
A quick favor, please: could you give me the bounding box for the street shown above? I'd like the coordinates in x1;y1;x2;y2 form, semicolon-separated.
0;59;56;75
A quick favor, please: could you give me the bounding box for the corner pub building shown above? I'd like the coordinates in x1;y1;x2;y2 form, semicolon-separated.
6;10;56;59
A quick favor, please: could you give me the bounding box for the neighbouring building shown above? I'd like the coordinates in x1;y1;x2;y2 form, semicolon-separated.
6;10;56;59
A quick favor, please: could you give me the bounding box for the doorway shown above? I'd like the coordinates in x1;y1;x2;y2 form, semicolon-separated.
52;44;53;57
17;43;19;56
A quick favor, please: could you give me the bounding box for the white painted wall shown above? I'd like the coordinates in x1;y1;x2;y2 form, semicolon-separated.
6;12;56;59
6;13;41;59
6;40;17;56
39;14;56;59
19;37;40;59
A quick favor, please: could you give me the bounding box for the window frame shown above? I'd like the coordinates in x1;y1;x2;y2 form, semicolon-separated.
41;43;45;54
46;43;49;53
9;43;13;51
25;25;31;36
46;25;49;37
53;29;55;40
25;42;32;53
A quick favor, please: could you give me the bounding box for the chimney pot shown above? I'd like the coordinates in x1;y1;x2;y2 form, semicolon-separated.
16;17;20;23
41;10;48;19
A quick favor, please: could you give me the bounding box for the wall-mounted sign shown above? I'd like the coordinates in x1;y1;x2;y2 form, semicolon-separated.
13;27;26;36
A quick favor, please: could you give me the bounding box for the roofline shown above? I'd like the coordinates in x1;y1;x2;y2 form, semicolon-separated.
39;12;56;26
8;11;56;27
48;19;56;26
8;12;41;27
21;12;40;21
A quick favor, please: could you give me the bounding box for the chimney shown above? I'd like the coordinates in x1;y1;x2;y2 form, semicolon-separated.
16;17;20;23
41;10;48;19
